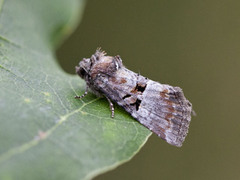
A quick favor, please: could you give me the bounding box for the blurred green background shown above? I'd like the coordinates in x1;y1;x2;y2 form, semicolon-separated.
57;0;240;179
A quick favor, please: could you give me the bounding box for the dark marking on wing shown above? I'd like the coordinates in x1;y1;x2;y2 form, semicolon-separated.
131;83;147;94
136;83;147;92
122;94;131;99
130;98;142;111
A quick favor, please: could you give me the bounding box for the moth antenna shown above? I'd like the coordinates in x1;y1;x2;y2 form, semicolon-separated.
96;47;107;56
93;48;106;61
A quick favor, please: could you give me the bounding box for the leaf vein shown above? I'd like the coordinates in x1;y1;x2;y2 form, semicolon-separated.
0;97;101;164
0;63;35;91
45;75;69;113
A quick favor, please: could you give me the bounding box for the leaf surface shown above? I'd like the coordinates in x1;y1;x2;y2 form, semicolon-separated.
0;0;151;179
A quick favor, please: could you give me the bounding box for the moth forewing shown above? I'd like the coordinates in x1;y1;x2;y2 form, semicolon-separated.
76;49;193;147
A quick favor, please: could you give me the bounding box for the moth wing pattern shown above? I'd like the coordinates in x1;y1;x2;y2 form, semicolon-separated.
131;81;192;147
98;68;192;147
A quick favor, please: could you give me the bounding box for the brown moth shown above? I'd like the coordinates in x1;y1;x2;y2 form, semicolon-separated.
75;48;194;147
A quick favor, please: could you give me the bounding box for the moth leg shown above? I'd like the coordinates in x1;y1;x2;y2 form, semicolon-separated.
75;86;88;99
106;96;114;118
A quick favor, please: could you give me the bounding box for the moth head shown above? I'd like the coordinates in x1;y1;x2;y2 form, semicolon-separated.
76;58;92;79
76;48;123;79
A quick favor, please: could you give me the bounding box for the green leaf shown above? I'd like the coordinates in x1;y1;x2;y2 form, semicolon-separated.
0;0;151;180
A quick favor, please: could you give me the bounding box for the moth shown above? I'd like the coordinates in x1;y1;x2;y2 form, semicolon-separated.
75;48;193;147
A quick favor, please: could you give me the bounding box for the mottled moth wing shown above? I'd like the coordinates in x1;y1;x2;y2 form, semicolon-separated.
97;67;192;147
132;81;192;147
76;49;193;147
